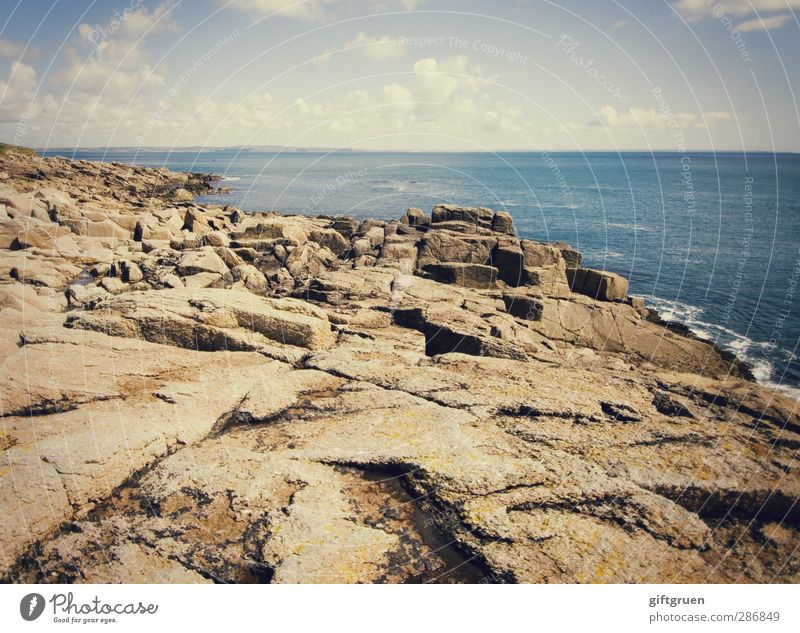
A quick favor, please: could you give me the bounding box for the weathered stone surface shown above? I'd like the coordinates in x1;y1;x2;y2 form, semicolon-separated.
404;207;429;226
230;263;268;292
431;204;493;227
416;231;495;269
492;244;525;286
178;246;229;277
65;288;336;352
310;228;349;256
423;262;498;288
492;210;515;235
568;267;629;302
1;148;797;585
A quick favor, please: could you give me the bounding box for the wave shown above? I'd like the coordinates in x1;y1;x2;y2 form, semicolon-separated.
606;222;656;232
646;296;800;401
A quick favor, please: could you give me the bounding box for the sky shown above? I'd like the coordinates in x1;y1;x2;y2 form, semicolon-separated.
0;0;799;151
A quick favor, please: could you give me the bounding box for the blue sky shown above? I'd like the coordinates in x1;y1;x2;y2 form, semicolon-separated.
1;0;798;150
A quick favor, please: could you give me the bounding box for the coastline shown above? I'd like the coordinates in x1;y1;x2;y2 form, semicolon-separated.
1;146;799;583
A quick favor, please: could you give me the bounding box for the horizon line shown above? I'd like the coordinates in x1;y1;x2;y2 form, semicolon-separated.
35;146;800;155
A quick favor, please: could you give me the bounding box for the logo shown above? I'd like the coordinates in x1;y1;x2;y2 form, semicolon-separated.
20;593;45;621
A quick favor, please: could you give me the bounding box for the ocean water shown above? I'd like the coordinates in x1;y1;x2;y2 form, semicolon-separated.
43;148;800;397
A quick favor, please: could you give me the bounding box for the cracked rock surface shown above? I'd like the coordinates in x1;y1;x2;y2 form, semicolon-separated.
1;147;798;583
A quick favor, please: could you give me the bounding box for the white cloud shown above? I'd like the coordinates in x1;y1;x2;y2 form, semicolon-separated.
0;61;39;123
315;32;406;65
221;0;421;22
345;33;406;61
608;20;627;32
219;0;332;22
413;55;480;103
673;0;800;20
0;38;40;62
593;105;732;129
58;1;178;98
736;14;794;31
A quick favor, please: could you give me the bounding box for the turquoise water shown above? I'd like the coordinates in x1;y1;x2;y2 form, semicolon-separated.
43;149;800;396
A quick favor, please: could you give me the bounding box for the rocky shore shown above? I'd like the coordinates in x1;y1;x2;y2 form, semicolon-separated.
1;145;798;583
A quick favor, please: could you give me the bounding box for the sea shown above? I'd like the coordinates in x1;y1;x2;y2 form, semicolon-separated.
41;148;800;398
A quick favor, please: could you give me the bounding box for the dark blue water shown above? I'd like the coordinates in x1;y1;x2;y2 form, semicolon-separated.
43;148;800;397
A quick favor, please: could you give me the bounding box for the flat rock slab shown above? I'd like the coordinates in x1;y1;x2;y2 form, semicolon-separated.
423;262;498;288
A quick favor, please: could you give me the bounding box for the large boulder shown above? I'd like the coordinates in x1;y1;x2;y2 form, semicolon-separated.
310;228;349;256
520;240;563;267
524;259;571;296
491;211;515;235
553;241;582;269
431;204;493;228
416;232;495;269
285;242;337;280
567;267;629;302
230;263;268;293
403;207;429;226
492;244;525;286
178;247;229;277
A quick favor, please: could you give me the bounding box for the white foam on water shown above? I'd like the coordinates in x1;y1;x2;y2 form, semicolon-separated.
646;296;800;402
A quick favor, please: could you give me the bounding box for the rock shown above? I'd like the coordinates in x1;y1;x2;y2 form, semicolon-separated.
404;207;429;226
15;224;71;251
364;226;385;248
431;204;493;228
0;190;50;221
2;148;797;586
330;218;357;238
523;259;571;296
492;211;515;235
65;288;336;353
285;242;336;280
310;228;349;256
100;276;127;293
520;240;563;267
182;207;213;235
492;244;525;286
502;293;543;321
173;187;193;202
231;263;268;293
121;260;144;283
178;247;229;276
182;272;223;288
202;230;230;248
568;267;629;302
416;231;495;269
553;241;582;269
62;217;129;239
629;295;648;317
423;262;498;288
